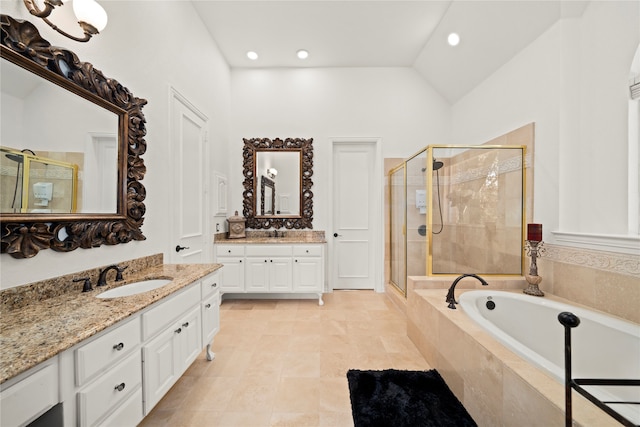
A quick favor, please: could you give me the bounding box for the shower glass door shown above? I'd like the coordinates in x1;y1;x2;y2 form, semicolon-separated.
389;164;406;295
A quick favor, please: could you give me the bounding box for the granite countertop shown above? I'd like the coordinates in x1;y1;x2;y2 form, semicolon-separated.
215;230;326;244
0;263;221;385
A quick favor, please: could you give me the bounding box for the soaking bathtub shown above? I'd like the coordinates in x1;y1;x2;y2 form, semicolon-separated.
459;290;640;425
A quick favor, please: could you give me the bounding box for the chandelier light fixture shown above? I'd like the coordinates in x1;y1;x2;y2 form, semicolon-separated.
23;0;108;42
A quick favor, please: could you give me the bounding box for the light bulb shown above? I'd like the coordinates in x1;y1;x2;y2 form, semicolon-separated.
73;0;108;32
247;51;259;60
296;49;309;59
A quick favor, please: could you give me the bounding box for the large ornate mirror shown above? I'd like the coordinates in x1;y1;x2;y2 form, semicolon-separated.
0;15;147;258
243;138;313;229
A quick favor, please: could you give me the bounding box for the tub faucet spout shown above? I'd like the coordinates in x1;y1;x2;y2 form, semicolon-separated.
446;274;489;309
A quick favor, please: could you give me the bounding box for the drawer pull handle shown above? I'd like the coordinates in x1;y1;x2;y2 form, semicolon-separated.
182;322;189;328
113;342;124;351
115;383;126;392
205;303;211;309
175;327;182;334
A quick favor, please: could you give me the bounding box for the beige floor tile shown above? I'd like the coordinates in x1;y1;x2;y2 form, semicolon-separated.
142;290;430;426
269;412;320;427
274;377;321;412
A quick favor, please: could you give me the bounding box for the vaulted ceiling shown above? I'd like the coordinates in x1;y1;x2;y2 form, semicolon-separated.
192;1;588;103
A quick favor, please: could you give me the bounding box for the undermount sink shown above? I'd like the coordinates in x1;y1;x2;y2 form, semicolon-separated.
96;279;173;299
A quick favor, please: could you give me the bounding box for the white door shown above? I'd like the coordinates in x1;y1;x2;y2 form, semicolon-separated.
170;89;209;263
331;140;379;290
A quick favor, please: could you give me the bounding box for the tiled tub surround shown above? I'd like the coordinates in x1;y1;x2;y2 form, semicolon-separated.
214;230;326;244
407;288;626;427
0;254;221;384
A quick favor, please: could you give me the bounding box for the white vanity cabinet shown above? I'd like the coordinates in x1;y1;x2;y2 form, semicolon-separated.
0;358;59;427
1;269;221;427
293;245;324;294
142;305;201;413
245;245;293;292
201;274;221;361
216;245;244;293
215;242;325;304
74;316;143;427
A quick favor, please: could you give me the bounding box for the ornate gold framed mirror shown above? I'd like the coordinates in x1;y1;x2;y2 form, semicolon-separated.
0;15;147;258
242;138;313;229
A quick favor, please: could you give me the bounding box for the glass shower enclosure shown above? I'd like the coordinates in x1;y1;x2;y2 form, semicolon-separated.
389;145;526;296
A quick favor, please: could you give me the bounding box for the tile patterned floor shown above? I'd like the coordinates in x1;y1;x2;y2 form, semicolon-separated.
139;291;430;426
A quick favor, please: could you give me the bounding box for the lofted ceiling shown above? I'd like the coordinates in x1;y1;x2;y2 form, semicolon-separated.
192;0;588;104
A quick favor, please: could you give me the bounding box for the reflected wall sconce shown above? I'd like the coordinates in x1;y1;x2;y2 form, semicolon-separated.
266;168;278;179
23;0;108;42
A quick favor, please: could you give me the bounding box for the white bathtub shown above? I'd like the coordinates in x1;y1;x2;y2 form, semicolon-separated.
459;290;640;425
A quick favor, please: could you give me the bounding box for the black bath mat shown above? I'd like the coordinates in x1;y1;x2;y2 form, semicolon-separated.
347;369;477;427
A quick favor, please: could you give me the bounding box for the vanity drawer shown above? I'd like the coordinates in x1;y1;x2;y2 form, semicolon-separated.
245;244;292;257
97;387;143;427
142;284;200;340
201;271;220;298
75;317;141;386
0;360;58;427
216;245;244;257
293;245;323;257
77;351;141;427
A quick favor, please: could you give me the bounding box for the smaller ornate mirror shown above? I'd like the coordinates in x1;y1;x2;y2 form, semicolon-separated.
243;138;313;229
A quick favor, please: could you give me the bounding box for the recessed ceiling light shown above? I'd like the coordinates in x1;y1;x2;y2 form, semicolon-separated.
247;51;259;60
447;33;460;46
296;49;309;59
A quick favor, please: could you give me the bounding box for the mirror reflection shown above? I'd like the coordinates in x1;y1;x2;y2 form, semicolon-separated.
0;56;119;214
261;176;275;215
256;151;300;216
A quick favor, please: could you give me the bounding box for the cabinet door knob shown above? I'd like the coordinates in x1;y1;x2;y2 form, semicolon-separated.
264;259;267;263
115;383;126;392
228;250;231;253
212;283;217;288
175;327;182;334
113;342;124;351
295;259;298;262
182;322;189;328
306;250;309;253
205;303;211;309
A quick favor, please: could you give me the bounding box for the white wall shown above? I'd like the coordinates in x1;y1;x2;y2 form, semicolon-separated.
451;1;640;245
0;1;231;288
230;67;451;230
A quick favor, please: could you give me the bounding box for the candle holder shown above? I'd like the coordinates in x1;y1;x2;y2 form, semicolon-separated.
524;240;546;296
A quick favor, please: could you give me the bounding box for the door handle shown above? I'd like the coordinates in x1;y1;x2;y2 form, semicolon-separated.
175;245;190;252
333;233;342;238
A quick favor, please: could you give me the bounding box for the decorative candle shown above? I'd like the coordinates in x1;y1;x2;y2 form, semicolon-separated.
527;223;542;242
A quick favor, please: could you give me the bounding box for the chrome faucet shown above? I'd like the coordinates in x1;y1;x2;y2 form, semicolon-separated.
97;264;128;287
446;274;489;309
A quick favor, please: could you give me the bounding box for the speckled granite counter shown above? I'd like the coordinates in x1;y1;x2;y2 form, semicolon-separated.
0;260;221;384
214;230;326;244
